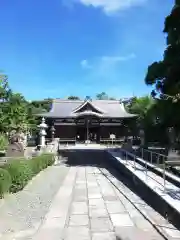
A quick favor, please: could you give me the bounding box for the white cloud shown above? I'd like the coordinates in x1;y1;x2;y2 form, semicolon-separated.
81;53;136;70
80;53;136;84
76;0;147;14
80;59;93;69
101;53;136;63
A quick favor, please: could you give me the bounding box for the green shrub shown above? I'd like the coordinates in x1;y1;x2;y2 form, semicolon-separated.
4;160;33;193
30;154;55;175
0;134;8;151
0;168;11;197
2;154;55;194
41;153;55;166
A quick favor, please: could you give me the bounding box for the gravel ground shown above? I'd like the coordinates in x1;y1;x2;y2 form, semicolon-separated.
0;164;69;236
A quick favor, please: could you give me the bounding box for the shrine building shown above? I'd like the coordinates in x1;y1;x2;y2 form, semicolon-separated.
38;99;137;144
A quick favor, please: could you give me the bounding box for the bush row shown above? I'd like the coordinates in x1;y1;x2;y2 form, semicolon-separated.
0;133;8;151
0;153;55;197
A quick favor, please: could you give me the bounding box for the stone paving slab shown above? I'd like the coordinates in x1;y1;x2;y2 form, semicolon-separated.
115;226;164;240
34;167;77;239
100;166;180;239
69;215;89;226
0;165;69;239
64;226;90;240
4;148;180;240
92;232;116;240
30;162;180;240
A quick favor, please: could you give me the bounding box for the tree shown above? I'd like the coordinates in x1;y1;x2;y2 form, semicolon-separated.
96;92;116;100
96;92;109;100
27;99;52;131
144;0;180;131
127;96;155;126
127;96;169;143
67;96;80;100
0;74;12;102
0;93;29;132
145;1;180;98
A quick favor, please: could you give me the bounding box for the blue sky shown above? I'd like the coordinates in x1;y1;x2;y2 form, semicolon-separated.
0;0;174;100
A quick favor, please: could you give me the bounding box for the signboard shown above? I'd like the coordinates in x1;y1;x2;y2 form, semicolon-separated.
110;134;116;140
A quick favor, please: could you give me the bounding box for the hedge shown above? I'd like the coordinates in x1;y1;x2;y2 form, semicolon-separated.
29;154;55;175
0;134;8;151
1;153;55;195
0;168;11;198
4;160;33;192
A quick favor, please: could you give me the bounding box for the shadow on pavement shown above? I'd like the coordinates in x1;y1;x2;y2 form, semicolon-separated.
59;149;139;195
58;149;180;232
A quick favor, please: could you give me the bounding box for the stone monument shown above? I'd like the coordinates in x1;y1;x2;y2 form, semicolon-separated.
6;133;25;157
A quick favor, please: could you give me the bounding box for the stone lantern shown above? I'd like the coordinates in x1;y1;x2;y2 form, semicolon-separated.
38;117;48;148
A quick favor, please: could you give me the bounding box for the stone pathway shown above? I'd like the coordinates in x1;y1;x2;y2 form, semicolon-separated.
31;165;175;240
0;165;69;239
1;149;180;239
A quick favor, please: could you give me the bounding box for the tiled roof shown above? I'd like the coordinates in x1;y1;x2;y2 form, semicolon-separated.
38;99;137;118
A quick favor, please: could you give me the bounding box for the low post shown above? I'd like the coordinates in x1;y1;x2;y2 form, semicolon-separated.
126;150;128;165
141;148;144;159
144;149;148;178
157;154;160;166
163;156;166;192
134;149;136;170
150;151;153;164
50;125;55;142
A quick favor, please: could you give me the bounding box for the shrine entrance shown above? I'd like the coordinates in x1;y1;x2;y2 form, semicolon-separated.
75;115;101;143
76;126;100;143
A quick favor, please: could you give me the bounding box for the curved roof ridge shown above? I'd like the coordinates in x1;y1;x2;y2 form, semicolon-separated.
72;100;105;114
73;110;103;118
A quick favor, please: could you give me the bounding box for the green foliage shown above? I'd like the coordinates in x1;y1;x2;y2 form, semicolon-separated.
0;168;11;197
3;93;28;132
29;99;52;113
0;74;12;102
145;1;180;96
127;96;166;143
4;160;33;192
144;1;180;134
96;92;116;100
0;75;29;132
0;133;8;150
2;154;55;194
127;96;155;125
30;154;55;175
0;73;52;133
27;99;52;129
67;96;80;100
